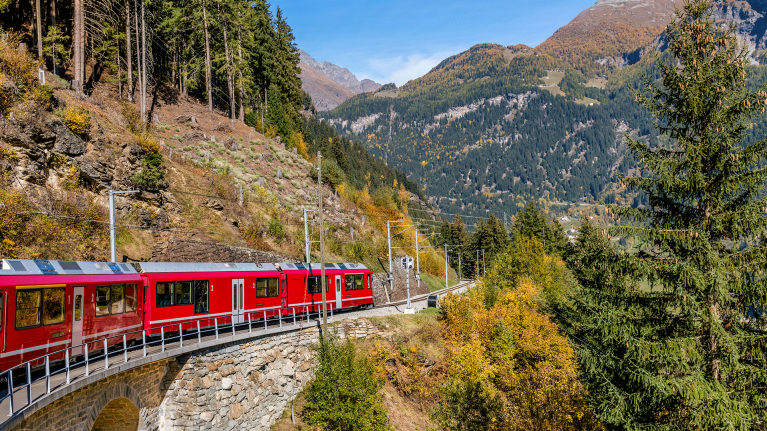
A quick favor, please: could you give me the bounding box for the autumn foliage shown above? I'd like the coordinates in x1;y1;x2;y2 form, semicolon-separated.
433;243;602;430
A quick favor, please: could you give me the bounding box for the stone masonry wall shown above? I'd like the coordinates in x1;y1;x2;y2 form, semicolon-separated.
158;319;387;430
12;360;173;431
151;237;291;264
10;320;385;431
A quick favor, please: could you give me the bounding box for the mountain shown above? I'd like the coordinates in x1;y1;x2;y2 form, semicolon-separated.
320;43;643;217
537;0;683;73
298;61;355;111
320;0;767;218
298;50;382;110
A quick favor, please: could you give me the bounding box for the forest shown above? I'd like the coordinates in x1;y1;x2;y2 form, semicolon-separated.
300;5;767;429
0;0;425;209
322;36;767;218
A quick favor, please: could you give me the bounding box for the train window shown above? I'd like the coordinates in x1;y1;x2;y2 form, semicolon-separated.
15;290;41;328
156;282;174;307
307;276;330;294
176;281;193;305
110;285;125;315
43;288;66;325
96;286;110;317
256;278;280;298
125;284;137;313
194;280;209;314
74;295;82;321
344;274;365;291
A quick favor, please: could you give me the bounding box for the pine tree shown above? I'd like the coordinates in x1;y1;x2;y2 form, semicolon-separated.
470;214;509;265
566;2;767;428
511;202;567;255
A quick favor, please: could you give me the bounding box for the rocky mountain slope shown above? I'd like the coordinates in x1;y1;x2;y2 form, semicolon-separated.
298;61;355;111
1;67;449;291
537;0;683;72
298;50;381;110
320;0;767;218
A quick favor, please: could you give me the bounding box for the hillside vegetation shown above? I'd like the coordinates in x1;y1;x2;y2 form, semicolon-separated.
0;0;447;282
321;43;657;217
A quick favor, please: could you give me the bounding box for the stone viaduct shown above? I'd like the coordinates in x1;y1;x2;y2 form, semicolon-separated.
4;319;386;431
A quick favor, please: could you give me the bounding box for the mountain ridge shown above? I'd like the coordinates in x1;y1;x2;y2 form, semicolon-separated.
298;50;381;110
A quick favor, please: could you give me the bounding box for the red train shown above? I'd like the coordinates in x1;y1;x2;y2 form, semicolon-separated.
0;259;373;372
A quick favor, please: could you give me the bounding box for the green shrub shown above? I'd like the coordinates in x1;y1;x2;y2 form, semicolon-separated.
121;102;143;133
267;218;285;243
130;153;164;188
303;334;390;431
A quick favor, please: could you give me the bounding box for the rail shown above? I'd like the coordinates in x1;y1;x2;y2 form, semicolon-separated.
0;280;474;427
0;304;337;423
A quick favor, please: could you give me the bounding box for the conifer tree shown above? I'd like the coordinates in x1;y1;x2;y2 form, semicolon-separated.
470;214;509;264
511;202;567;255
566;2;767;429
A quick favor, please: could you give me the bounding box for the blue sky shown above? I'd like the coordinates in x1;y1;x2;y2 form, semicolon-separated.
273;0;597;86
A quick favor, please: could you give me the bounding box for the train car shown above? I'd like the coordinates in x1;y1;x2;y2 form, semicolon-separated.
137;262;285;335
278;263;374;312
0;259;143;371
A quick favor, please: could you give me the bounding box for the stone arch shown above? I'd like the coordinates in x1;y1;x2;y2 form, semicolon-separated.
91;398;139;431
84;382;145;431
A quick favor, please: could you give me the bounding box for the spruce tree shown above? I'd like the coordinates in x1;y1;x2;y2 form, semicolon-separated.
566;2;767;429
511;202;567;255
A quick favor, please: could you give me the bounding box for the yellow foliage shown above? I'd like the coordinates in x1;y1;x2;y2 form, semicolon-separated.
437;276;603;430
64;106;92;136
135;133;160;154
62;165;80;190
290;131;309;159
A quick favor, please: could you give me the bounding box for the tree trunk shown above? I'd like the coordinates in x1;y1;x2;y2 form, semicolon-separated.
181;39;188;96
126;0;133;102
134;0;141;104
73;0;83;89
140;0;147;121
202;0;213;112
218;3;235;120
117;34;122;99
50;0;57;75
237;15;245;123
35;0;42;61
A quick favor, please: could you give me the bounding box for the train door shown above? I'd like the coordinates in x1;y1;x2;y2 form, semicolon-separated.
231;279;244;324
335;275;342;309
1;292;5;355
71;286;84;355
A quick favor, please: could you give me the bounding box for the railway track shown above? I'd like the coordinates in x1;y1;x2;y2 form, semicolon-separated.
373;279;474;309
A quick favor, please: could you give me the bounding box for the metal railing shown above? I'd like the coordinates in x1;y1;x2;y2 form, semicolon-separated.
0;304;339;423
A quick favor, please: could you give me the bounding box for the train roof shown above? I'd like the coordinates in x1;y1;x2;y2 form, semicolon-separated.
0;259;139;275
135;262;278;273
277;262;369;271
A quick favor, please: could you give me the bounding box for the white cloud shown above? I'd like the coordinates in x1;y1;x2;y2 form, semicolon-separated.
360;51;454;86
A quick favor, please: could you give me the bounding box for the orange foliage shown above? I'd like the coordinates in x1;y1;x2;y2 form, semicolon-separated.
436;278;603;430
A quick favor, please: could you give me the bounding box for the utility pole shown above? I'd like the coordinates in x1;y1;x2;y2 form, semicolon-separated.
482;249;486;275
444;244;461;288
387;220;393;294
444;244;448;289
317;152;327;332
303;208;312;263
414;229;420;290
476;250;479;280
109;190;139;262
